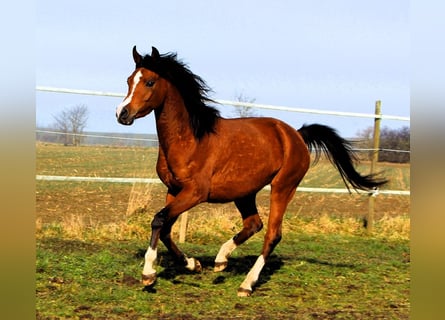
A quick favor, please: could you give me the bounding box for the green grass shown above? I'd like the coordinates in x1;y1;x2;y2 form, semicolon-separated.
36;233;409;319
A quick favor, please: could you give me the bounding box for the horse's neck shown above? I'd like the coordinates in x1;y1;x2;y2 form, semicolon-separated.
155;85;196;153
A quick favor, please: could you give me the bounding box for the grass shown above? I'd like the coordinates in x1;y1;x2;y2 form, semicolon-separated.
36;143;159;178
36;231;409;319
36;143;410;319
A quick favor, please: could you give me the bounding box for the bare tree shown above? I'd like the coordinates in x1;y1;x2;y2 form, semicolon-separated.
378;126;410;163
232;92;259;118
52;109;70;145
356;126;410;163
52;104;89;145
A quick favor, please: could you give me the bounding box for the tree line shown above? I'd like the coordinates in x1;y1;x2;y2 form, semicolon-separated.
355;126;410;163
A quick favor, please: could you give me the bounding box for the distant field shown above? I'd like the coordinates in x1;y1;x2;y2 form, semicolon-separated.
36;143;410;319
36;142;410;226
36;142;410;189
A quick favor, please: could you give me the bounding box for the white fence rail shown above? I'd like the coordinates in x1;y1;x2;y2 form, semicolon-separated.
36;175;410;196
36;86;410;121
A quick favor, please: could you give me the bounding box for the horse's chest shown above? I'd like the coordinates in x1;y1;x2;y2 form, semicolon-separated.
156;163;178;187
156;158;194;189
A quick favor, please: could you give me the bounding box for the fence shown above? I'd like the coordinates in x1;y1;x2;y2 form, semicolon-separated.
36;86;410;238
36;86;410;121
35;175;409;196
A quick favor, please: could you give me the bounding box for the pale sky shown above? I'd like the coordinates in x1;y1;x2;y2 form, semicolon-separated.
36;0;410;137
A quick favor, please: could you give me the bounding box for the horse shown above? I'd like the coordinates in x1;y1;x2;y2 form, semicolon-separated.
116;46;387;296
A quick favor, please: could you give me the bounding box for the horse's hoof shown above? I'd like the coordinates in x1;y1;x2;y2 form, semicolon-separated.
237;287;252;297
214;261;228;272
141;273;157;286
185;257;202;273
194;259;202;273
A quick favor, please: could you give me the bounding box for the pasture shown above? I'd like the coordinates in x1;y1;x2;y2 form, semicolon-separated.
36;143;410;319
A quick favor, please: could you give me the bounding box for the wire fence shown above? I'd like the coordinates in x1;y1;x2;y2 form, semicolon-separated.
36;129;410;156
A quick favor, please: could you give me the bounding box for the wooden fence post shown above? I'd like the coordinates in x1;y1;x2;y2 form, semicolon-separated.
367;100;382;234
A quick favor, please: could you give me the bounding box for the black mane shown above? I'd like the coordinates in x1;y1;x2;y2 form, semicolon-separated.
137;50;220;139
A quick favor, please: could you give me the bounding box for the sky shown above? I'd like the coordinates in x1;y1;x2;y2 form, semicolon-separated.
36;0;410;138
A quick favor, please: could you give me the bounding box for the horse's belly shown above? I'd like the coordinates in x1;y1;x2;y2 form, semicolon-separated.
207;174;271;203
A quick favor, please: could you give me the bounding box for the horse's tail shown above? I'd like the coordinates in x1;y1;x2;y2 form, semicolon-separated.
298;124;388;191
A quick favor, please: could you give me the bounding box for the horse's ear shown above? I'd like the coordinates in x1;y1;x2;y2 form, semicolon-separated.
151;46;160;59
132;46;142;65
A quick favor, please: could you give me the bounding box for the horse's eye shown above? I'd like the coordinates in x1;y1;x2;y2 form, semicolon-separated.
146;80;155;87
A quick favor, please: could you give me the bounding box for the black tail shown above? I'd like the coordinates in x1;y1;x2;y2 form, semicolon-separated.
298;124;388;191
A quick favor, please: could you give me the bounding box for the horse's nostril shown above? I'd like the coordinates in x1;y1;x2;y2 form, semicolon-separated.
120;107;129;119
117;107;129;122
117;106;134;125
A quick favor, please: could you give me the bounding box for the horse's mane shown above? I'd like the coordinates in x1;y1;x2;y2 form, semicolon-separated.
137;50;220;139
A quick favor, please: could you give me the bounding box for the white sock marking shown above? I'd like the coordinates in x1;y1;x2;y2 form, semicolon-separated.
142;246;157;275
240;255;265;292
215;239;237;263
185;257;196;271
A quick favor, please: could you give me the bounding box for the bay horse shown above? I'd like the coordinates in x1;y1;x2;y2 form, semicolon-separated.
116;46;387;296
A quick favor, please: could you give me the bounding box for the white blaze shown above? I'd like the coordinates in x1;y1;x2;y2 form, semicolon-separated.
116;70;143;117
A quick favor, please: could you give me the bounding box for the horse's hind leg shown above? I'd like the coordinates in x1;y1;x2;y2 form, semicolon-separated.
237;185;297;296
214;194;263;272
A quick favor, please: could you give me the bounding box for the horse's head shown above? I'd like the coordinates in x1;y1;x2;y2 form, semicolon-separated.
116;46;167;125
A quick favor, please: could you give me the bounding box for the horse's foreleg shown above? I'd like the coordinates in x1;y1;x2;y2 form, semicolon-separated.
141;208;166;286
141;187;203;286
160;217;202;273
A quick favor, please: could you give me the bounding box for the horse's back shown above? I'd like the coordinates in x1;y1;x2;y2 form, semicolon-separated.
206;117;310;202
217;117;308;160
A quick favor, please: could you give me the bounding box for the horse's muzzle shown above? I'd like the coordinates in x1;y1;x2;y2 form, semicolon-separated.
117;107;134;125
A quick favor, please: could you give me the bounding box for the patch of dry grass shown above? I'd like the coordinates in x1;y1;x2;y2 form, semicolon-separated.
36;179;410;243
36;203;410;243
126;182;154;216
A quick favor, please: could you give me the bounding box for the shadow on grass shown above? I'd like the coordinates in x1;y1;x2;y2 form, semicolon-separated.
136;246;362;295
137;248;284;293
